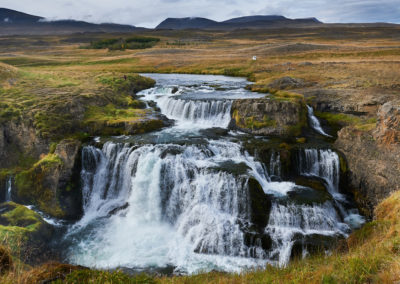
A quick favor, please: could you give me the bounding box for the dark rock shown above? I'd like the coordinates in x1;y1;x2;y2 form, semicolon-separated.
248;178;272;229
267;77;307;90
294;176;328;192
107;202;129;217
290;233;342;260
286;185;332;205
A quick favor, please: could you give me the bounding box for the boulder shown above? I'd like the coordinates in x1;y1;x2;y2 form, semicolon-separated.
268;77;308;90
230;98;307;136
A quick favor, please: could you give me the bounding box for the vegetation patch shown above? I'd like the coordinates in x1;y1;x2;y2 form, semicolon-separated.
86;36;160;50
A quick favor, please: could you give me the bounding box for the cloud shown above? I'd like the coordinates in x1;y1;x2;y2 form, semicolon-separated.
1;0;399;27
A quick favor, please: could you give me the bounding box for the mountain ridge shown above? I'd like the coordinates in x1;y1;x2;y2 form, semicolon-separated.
156;15;322;30
0;7;137;35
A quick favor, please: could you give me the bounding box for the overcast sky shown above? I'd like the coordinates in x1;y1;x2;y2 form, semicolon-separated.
2;0;400;27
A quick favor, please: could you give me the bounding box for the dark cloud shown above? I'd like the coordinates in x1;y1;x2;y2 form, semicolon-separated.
1;0;399;27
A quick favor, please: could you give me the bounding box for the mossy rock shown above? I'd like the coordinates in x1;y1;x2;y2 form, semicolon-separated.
14;154;65;218
0;202;53;260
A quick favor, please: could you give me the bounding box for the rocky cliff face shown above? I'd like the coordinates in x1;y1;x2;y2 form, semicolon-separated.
13;139;82;219
335;101;400;217
0;120;49;168
230;98;306;136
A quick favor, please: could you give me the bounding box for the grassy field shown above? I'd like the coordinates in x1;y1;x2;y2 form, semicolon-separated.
1;26;400;283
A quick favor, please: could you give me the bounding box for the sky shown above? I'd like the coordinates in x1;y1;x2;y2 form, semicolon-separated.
2;0;400;28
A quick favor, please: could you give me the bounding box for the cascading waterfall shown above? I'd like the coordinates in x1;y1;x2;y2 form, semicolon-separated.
157;97;232;128
67;140;278;273
266;202;350;267
64;74;364;274
298;149;340;195
307;105;331;137
140;86;233;128
297;148;365;229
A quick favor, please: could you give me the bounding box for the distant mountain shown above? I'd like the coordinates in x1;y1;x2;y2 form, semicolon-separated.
222;15;287;24
0;8;137;35
0;8;43;23
156;15;322;30
156;17;218;30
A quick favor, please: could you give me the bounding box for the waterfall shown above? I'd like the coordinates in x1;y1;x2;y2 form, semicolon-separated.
5;176;12;202
298;149;365;229
157;97;232;128
298;149;340;196
64;74;364;274
68;140;280;273
65;141;355;272
266;202;350;267
307;105;331;137
269;152;281;179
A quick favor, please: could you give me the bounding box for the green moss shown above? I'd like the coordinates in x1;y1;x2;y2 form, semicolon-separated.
84;103;148;124
338;154;348;173
244;115;277;130
315;112;361;127
14;154;64;218
49;142;58;154
296;137;307;143
0;203;45;254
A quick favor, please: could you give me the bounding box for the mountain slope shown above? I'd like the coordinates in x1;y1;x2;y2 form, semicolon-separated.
0;8;137;35
156;15;322;30
156;17;218;29
0;7;43;23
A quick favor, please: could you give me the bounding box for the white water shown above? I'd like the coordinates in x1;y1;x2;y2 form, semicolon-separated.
5;176;12;202
266;202;350;266
68;141;277;273
307;105;331;137
64;74;364;274
299;149;340;195
298;149;365;228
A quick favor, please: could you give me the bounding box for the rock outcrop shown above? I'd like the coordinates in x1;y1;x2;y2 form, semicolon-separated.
0;121;49;169
13;139;82;219
335;101;400;217
230;98;306;136
267;76;309;90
